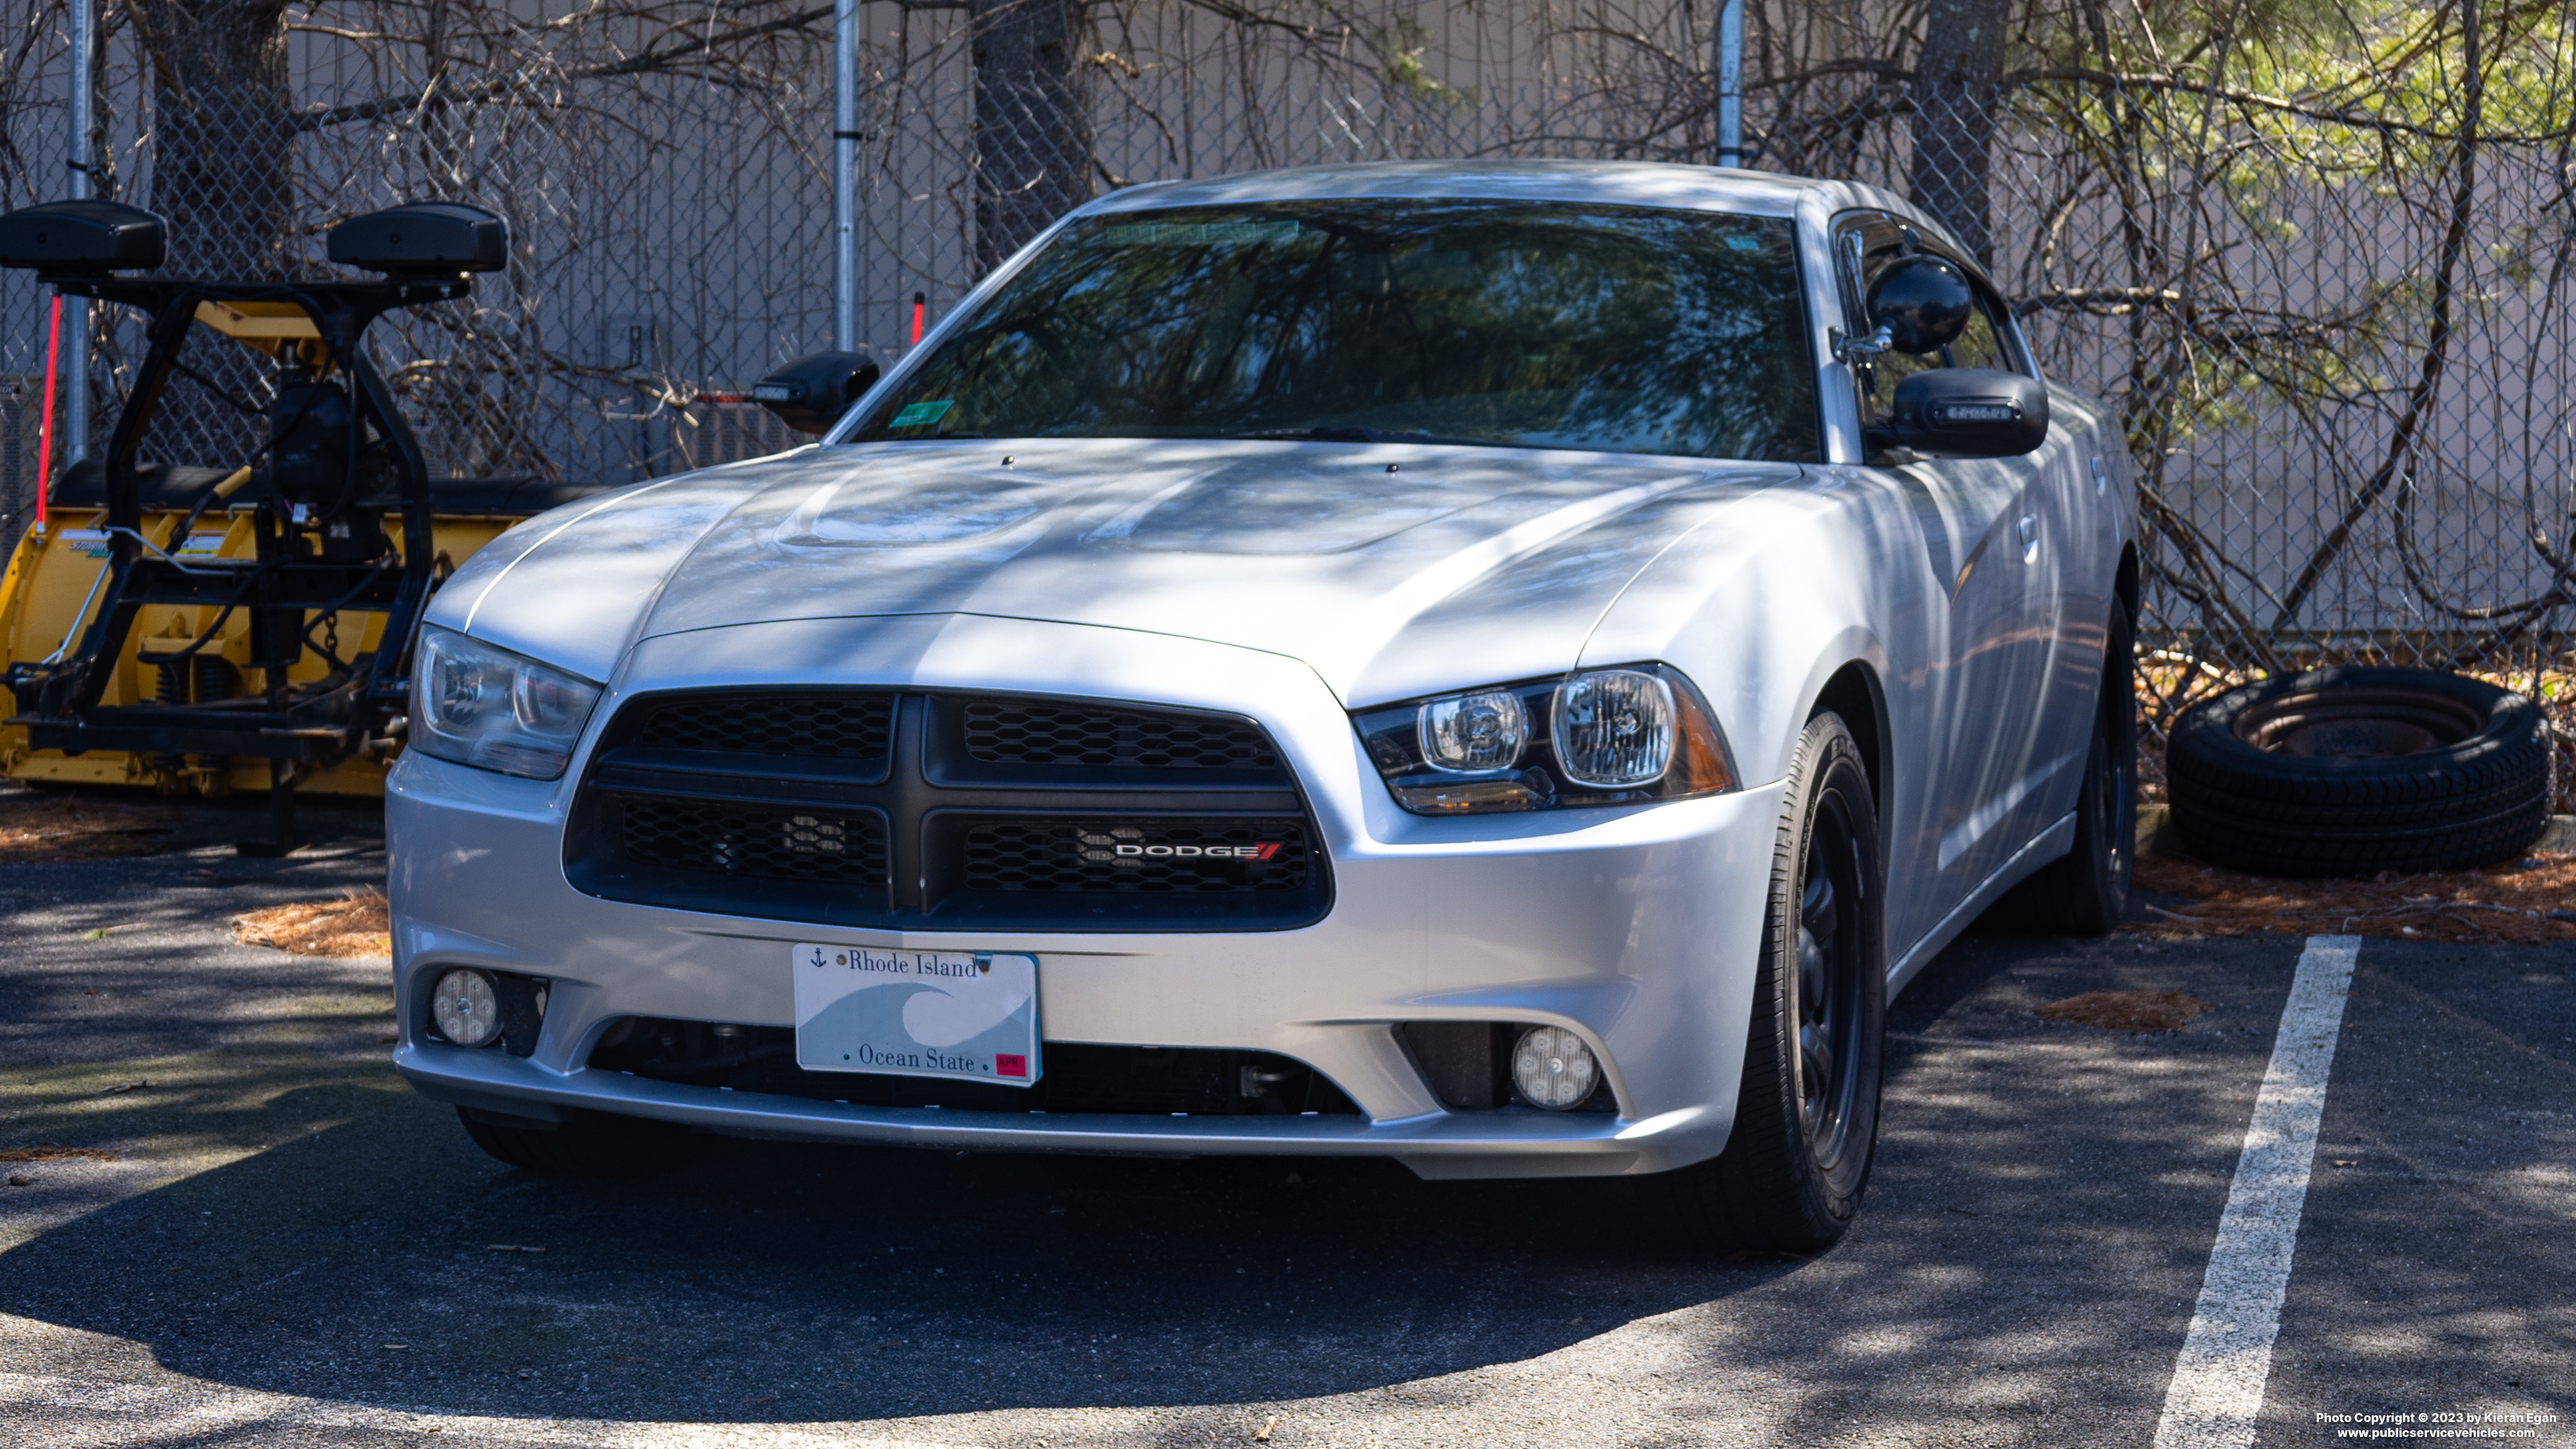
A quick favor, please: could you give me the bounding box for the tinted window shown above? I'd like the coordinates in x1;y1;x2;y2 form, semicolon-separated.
847;200;1820;462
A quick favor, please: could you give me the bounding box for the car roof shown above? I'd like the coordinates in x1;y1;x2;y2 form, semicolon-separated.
1082;158;1913;226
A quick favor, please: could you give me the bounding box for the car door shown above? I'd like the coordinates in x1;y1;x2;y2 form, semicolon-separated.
1834;212;2065;906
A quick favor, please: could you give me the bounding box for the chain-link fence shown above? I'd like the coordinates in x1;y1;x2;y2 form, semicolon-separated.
1;0;2572;797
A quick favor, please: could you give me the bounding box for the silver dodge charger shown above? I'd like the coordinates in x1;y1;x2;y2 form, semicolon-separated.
390;160;2136;1249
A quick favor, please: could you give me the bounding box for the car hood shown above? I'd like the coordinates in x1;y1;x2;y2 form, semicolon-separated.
440;438;1800;706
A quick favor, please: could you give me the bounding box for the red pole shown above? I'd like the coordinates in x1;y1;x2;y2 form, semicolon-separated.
34;292;61;533
910;292;925;347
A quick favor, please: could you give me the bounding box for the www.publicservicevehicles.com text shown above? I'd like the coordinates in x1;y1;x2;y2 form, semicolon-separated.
2322;1410;2559;1440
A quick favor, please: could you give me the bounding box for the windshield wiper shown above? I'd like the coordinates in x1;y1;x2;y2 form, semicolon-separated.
1227;425;1511;449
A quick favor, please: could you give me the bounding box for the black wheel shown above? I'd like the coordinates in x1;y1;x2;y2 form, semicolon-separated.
456;1107;700;1176
1996;606;2135;933
2165;666;2553;877
1638;711;1886;1251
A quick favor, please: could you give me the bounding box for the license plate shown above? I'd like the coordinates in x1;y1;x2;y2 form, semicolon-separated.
790;945;1040;1086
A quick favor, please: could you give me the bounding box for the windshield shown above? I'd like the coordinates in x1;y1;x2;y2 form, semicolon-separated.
844;200;1820;461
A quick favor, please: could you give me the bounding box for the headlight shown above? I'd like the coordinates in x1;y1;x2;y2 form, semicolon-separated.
1420;689;1528;771
1354;663;1736;815
1553;669;1673;787
411;625;603;779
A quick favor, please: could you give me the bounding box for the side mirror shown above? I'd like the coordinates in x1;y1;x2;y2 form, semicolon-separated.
754;352;881;436
1886;368;2049;458
0;199;166;274
1865;255;1973;354
328;201;508;276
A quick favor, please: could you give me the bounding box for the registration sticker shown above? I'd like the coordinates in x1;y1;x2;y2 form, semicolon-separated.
888;399;953;430
790;945;1040;1086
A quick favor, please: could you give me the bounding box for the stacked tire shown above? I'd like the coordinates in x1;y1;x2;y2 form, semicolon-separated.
2165;667;2553;878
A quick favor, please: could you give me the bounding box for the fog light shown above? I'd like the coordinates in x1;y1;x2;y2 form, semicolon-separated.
430;968;502;1048
1511;1025;1599;1109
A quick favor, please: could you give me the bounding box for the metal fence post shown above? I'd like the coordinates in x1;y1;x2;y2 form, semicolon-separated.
63;0;91;467
832;0;857;352
1714;0;1742;168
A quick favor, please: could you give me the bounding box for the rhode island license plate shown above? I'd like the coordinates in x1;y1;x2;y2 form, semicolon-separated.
790;945;1041;1086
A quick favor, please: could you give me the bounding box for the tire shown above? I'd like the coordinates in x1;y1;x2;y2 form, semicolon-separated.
456;1107;700;1176
1637;711;1886;1251
2165;666;2553;878
1994;606;2136;934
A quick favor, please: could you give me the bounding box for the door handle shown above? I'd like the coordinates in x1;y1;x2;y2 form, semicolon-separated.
2017;514;2038;563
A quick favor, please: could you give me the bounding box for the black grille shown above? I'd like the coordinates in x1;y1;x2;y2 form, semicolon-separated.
963;700;1278;769
616;796;887;885
962;818;1311;893
567;688;1328;930
626;690;893;762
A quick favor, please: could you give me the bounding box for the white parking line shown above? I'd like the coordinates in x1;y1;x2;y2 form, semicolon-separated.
2152;933;2362;1449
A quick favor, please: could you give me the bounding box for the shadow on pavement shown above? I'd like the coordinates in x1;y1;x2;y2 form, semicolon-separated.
0;1082;1805;1424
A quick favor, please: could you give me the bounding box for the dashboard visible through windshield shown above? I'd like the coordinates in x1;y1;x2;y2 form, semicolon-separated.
843;199;1820;462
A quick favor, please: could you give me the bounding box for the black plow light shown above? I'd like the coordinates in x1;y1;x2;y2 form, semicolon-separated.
327;200;509;276
754;351;883;435
1863;253;1973;355
0;198;167;274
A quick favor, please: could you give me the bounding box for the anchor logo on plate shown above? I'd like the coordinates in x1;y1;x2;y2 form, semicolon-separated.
808;946;830;969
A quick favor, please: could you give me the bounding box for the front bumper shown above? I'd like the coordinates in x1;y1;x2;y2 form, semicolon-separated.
388;614;1783;1179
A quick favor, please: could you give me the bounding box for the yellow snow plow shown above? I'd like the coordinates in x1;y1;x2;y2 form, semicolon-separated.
0;195;604;847
0;468;591;798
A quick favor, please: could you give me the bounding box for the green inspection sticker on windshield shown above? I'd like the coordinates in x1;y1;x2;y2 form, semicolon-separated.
889;399;954;429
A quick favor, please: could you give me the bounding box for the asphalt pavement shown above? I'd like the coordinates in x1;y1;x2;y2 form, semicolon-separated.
0;796;2567;1448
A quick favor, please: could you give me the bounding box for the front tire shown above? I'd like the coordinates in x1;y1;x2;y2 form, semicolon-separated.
1639;710;1886;1251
